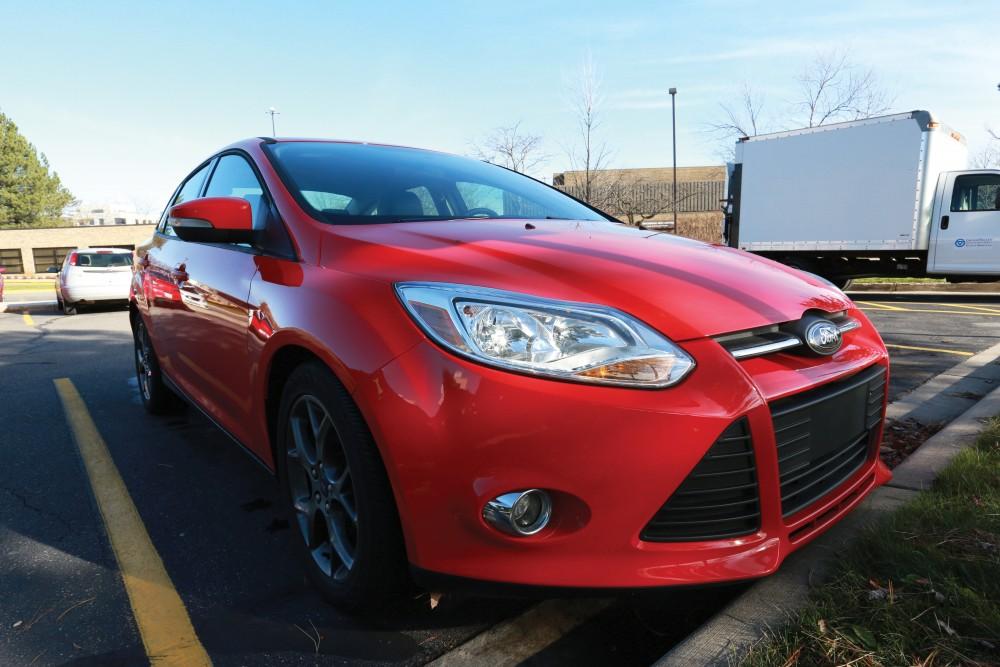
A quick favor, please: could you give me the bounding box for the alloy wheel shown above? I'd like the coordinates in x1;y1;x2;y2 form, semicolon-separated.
286;395;358;581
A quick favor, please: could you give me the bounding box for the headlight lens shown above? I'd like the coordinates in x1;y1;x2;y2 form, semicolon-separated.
395;282;695;388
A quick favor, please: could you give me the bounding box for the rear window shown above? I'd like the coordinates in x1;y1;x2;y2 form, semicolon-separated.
264;142;610;225
76;253;131;268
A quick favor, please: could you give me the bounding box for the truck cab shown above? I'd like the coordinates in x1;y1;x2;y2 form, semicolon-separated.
928;170;1000;276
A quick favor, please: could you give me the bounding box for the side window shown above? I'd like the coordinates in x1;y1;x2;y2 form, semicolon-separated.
951;174;1000;212
161;162;212;237
204;155;267;230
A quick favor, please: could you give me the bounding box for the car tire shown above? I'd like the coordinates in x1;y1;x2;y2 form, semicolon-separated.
56;295;64;312
133;319;177;414
63;300;77;315
276;361;409;611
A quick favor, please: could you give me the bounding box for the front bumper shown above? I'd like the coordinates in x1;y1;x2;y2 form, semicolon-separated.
356;310;890;589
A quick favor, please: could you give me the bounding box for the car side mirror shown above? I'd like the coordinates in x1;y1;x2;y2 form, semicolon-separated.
169;197;256;244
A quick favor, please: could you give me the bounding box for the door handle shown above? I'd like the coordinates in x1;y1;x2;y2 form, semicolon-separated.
171;264;189;283
940;215;950;230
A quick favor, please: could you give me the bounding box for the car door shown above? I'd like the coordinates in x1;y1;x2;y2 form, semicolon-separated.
158;153;280;445
142;160;215;379
929;171;1000;275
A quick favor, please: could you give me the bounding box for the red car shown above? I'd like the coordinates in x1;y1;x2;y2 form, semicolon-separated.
131;138;890;609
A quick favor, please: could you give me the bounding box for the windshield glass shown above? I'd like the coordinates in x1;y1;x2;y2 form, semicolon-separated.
265;142;610;225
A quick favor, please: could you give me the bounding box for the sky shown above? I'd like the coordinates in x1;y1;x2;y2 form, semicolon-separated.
2;0;998;213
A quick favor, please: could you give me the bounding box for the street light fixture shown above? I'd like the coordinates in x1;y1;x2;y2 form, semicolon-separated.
669;88;678;231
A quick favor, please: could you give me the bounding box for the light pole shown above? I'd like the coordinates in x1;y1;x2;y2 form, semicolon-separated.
266;106;280;136
669;88;678;231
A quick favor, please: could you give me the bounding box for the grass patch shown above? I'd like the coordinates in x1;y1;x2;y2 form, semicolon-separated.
742;417;1000;666
853;277;947;284
3;280;55;291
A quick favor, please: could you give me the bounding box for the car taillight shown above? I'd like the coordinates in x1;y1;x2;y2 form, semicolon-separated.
68;252;79;266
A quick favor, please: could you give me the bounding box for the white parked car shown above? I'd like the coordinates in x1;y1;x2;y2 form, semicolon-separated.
56;248;133;314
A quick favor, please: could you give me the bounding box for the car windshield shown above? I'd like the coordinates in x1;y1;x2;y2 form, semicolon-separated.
77;252;130;268
265;141;610;225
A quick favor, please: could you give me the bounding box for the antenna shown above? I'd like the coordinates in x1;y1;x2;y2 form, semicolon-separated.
266;106;281;137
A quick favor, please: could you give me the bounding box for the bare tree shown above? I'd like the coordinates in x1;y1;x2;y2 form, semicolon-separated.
972;127;1000;169
708;51;893;159
707;83;768;161
795;51;892;128
611;183;698;226
710;83;767;139
470;122;547;174
564;56;614;209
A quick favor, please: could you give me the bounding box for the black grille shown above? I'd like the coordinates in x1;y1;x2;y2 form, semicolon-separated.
771;365;886;517
640;419;760;542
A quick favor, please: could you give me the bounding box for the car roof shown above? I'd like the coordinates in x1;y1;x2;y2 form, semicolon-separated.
74;247;132;253
222;136;448;157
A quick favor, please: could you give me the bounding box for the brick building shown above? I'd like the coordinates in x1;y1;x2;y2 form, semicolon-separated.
0;225;156;276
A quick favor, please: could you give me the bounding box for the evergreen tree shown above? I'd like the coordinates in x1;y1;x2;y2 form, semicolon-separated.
0;111;74;227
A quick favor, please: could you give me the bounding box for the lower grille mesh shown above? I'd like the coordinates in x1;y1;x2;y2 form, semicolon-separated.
640;418;760;542
772;365;886;517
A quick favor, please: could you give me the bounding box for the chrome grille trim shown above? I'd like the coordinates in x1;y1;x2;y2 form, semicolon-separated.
715;314;860;361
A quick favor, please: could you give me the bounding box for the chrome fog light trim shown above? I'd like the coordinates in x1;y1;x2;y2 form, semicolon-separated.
483;489;552;536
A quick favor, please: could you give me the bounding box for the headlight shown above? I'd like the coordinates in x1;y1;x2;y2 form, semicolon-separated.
395;282;695;388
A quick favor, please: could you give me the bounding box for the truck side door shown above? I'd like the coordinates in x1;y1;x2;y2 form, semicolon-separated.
929;172;1000;275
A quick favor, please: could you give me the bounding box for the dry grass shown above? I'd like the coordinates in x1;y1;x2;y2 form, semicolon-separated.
741;418;1000;667
674;217;723;244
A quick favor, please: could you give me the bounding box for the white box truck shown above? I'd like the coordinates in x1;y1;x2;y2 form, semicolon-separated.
724;111;1000;286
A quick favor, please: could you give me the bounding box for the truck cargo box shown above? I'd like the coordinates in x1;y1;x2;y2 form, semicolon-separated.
730;111;967;252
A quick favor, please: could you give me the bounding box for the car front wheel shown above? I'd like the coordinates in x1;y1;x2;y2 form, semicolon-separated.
276;361;408;611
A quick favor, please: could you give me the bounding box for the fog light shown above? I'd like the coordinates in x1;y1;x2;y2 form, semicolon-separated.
483;489;552;536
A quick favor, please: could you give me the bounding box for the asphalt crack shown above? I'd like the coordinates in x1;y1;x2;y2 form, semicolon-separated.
0;485;74;542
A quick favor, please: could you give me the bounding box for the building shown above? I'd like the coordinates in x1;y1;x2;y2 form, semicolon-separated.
62;201;157;227
552;166;726;243
0;224;156;276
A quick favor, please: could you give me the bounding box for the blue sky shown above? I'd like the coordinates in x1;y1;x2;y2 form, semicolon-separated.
2;0;997;211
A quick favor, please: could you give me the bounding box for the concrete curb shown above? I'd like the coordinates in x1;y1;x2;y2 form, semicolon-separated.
886;340;1000;424
656;385;1000;667
848;282;1000;293
0;300;57;313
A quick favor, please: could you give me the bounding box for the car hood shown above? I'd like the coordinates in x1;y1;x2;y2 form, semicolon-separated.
322;218;852;341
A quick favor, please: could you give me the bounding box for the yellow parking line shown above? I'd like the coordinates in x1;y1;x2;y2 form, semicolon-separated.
854;300;908;311
884;343;973;357
937;302;1000;315
53;378;211;667
22;312;35;327
858;305;1000;317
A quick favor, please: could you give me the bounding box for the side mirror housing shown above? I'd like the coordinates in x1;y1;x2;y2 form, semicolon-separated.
169;197;255;244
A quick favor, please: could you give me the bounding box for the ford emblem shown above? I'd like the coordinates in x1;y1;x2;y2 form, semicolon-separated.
804;320;843;355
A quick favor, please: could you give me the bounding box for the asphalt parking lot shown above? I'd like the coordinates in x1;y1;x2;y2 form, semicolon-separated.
2;293;998;666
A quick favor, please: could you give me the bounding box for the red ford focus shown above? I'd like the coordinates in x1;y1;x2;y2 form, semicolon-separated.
131;138;890;609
